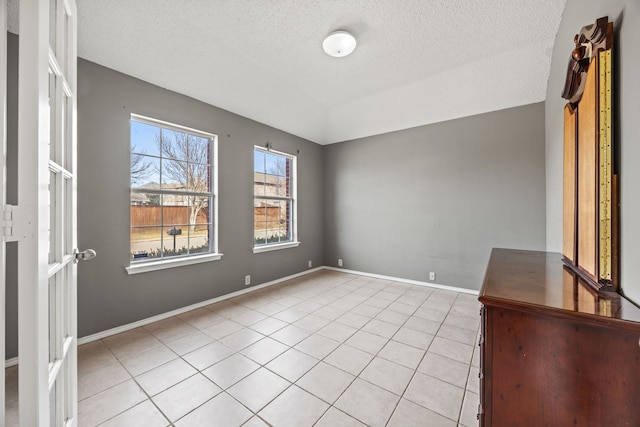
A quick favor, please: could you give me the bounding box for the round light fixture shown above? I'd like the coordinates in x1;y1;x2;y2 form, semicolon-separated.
322;30;357;57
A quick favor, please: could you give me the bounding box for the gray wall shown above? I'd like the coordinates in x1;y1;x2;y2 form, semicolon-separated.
545;0;640;304
74;59;324;338
323;103;547;291
3;40;324;357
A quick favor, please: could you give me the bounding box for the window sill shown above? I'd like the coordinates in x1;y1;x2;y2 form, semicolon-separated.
126;253;223;275
252;241;300;254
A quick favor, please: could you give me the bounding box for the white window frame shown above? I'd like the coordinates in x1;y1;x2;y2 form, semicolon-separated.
253;145;299;253
126;114;222;274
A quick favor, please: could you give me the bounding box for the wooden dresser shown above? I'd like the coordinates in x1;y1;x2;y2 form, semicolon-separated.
478;248;640;426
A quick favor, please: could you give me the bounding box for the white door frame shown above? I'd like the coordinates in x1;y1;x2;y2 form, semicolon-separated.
17;0;50;423
18;0;79;425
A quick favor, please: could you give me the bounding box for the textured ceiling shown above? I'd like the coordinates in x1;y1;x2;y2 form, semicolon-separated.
9;0;566;144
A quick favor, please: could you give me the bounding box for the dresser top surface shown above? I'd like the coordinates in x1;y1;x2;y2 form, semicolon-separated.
479;248;640;324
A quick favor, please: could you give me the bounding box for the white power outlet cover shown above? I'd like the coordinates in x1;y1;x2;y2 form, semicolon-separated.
308;260;312;268
245;275;251;286
338;259;343;267
429;272;436;281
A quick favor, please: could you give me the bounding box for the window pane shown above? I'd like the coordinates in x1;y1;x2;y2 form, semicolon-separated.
255;232;267;246
254;172;266;197
275;176;289;197
254;204;267;224
161;159;188;191
189;223;210;254
131;121;160;157
265;152;280;175
163;197;188;227
279;221;292;241
190;162;211;193
131;193;162;226
266;174;279;197
189;196;210;227
254;149;266;173
265;221;280;243
163;226;186;257
188;136;211;165
253;147;295;248
131;117;216;262
131;154;159;188
161;129;188;161
131;226;162;260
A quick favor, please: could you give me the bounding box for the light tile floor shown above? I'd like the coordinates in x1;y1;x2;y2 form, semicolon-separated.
5;270;481;426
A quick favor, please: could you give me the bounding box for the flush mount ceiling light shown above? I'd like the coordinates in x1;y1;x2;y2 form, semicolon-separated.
322;30;357;57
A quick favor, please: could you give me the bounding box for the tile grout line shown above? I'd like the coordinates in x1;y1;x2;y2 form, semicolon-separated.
383;287;451;426
73;271;479;427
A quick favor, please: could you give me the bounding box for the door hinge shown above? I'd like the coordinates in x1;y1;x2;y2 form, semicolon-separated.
3;205;18;242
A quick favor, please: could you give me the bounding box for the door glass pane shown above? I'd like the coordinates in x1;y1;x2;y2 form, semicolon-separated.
49;171;57;264
63;264;72;340
64;355;73;423
64;177;72;255
49;372;65;427
49;382;57;426
49;71;57;163
62;11;70;75
63;93;71;170
49;274;57;363
49;0;58;54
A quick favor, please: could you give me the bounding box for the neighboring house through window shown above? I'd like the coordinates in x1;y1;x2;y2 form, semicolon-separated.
127;114;220;273
253;145;299;253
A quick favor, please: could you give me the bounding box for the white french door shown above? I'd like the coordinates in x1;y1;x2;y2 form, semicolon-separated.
0;0;7;422
17;0;80;425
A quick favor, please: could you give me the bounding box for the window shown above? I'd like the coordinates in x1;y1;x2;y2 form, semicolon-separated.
253;146;299;253
128;114;220;273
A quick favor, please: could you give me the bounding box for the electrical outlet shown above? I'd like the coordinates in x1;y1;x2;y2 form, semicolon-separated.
308;260;312;268
245;275;251;286
429;271;436;281
338;259;343;267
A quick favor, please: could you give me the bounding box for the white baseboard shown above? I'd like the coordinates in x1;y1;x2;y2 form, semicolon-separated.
5;264;478;368
323;266;480;296
76;266;324;346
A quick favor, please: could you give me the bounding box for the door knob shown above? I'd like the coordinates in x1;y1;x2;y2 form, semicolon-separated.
74;249;97;263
